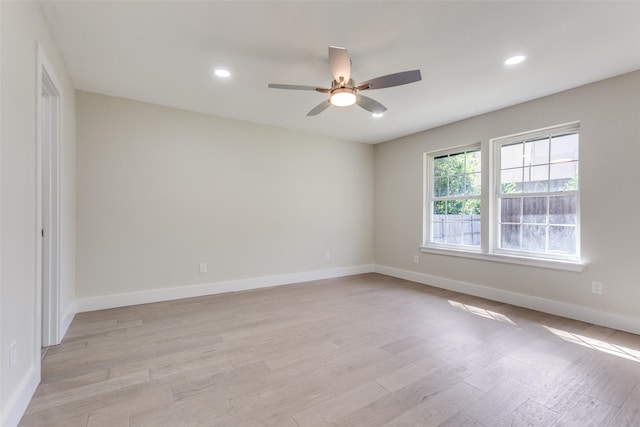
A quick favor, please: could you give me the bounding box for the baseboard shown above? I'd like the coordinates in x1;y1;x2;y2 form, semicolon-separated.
60;299;77;339
76;264;375;312
73;263;640;335
374;264;640;336
1;365;40;427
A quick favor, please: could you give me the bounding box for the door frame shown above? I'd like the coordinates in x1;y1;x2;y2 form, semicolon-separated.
36;44;62;348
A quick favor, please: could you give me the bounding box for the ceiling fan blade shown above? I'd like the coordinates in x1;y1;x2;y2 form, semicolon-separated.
329;46;351;84
355;94;387;114
356;70;422;91
268;83;329;93
307;100;331;116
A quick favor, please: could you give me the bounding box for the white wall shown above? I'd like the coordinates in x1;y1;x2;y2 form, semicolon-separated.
0;1;76;426
75;91;374;307
375;71;640;332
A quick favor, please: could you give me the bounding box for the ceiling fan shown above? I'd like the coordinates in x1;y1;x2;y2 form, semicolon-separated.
268;46;422;116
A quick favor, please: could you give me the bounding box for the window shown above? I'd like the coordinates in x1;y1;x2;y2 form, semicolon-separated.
426;145;481;248
422;122;581;268
495;123;579;259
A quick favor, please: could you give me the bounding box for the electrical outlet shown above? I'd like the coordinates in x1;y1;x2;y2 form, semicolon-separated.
10;341;16;370
199;262;207;274
413;255;420;264
592;281;603;295
324;252;331;263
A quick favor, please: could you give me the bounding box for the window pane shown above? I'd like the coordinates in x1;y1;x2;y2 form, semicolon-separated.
493;125;579;259
549;195;577;224
428;147;481;247
433;155;449;177
522;225;546;251
463;199;481;217
501;198;521;223
501;143;523;169
523;197;547;224
448;174;466;196
550;133;579;163
549;226;576;254
432;220;445;243
550;161;579;191
446;200;465;216
467;150;482;173
524;137;549;166
432;199;480;247
466;172;481;196
434;176;448;197
445;222;463;244
501;169;522;194
523;165;549;193
463;219;481;246
501;224;521;249
447;152;466;176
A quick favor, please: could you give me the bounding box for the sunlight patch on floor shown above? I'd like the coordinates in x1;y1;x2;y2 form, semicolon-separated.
544;326;640;363
448;300;516;325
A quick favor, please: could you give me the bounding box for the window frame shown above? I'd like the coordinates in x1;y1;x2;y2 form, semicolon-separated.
492;122;580;262
420;122;585;272
423;143;482;252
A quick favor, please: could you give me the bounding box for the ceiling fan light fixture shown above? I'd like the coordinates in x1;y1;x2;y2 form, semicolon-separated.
330;89;356;107
372;112;384;118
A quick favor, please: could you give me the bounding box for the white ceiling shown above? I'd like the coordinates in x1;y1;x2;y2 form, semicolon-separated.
41;1;640;144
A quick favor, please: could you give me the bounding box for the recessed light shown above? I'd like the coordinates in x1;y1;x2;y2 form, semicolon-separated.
504;55;526;66
372;112;384;118
214;69;231;78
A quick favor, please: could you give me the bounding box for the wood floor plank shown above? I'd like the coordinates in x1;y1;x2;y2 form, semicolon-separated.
20;274;640;427
292;381;389;426
18;412;89;427
129;388;235;426
20;382;154;426
495;399;561;427
382;381;482;427
86;385;175;427
608;392;640;426
463;355;532;393
529;351;615;412
375;355;442;392
437;413;484;426
33;369;110;398
26;369;150;414
461;378;537;426
553;395;618;426
584;359;640;406
380;336;426;355
336;360;480;427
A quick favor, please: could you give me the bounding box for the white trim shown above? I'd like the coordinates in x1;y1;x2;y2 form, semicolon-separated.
492;122;581;261
60;300;77;339
424;143;482;248
419;246;585;272
76;265;375;312
374;264;640;336
491;121;580;146
37;43;63;346
0;365;40;427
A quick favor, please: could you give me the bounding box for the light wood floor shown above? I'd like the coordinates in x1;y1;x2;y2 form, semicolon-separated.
20;273;640;426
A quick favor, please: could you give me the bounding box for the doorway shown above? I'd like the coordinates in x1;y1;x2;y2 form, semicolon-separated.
38;46;62;348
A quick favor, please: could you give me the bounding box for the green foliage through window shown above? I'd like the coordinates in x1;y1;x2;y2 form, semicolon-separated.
433;149;481;215
430;147;481;246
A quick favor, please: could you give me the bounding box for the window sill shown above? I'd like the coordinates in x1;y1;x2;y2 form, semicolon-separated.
419;246;586;272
